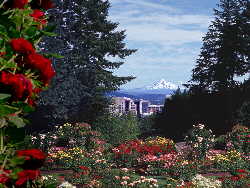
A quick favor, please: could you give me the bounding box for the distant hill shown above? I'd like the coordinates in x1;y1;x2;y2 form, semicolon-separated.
107;79;185;104
108;91;169;105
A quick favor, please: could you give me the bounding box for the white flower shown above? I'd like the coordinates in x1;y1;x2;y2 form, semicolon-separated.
39;134;46;139
121;181;127;185
194;143;198;148
192;174;222;188
197;137;203;142
122;176;130;180
121;168;129;172
58;181;76;188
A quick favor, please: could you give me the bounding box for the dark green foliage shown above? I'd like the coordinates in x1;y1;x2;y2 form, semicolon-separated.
154;88;248;142
189;0;250;92
138;115;158;138
160;0;250;141
28;0;136;129
236;100;250;126
94;113;140;146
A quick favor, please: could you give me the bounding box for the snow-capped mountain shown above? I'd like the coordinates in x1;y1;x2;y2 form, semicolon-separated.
147;79;178;90
108;79;186;104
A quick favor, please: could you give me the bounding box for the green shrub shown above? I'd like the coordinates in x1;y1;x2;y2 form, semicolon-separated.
94;114;140;146
226;125;250;155
185;124;215;160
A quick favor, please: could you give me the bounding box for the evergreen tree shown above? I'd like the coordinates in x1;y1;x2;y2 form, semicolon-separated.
189;0;250;92
30;0;136;128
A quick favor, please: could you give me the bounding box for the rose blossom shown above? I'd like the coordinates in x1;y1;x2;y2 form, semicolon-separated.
26;53;55;84
17;149;46;160
12;0;28;9
15;170;40;186
30;9;47;25
10;38;35;54
0;170;11;184
0;72;33;99
31;0;54;10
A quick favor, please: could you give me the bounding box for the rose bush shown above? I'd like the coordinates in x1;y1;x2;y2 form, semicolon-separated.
0;0;55;187
185;124;215;160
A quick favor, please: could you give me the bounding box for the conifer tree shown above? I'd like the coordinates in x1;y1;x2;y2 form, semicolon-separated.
189;0;250;92
31;0;136;127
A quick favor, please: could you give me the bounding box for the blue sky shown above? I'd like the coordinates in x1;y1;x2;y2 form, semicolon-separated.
108;0;219;89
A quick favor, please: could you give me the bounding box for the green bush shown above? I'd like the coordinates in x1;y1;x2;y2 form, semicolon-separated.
94;114;140;146
226;125;250;155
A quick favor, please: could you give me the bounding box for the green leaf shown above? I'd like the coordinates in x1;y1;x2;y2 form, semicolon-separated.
44;53;64;59
22;104;35;113
0;118;7;128
44;24;56;32
0;104;19;117
6;127;26;146
41;30;57;37
11;101;34;113
0;58;16;70
0;93;11;100
8;115;26;128
0;31;9;40
9;156;25;167
46;184;57;188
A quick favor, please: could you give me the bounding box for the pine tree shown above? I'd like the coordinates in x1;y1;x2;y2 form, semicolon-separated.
189;0;250;92
31;0;136;127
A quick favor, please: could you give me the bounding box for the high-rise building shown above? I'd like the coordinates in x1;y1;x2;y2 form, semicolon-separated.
134;99;151;117
109;97;163;116
148;105;164;114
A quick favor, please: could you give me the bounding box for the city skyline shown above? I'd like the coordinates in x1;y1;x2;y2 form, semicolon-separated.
109;0;219;89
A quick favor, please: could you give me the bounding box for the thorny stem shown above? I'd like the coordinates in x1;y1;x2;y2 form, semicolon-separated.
0;128;4;153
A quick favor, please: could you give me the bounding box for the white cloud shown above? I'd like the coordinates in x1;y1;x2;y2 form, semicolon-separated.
108;0;212;88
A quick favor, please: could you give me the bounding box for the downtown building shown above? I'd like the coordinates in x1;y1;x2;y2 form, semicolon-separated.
109;97;163;117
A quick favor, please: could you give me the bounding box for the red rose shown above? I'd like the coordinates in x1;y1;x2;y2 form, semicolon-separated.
15;170;40;186
79;166;90;171
32;0;54;10
0;52;6;56
236;169;247;173
12;0;28;9
230;176;240;181
26;53;55;84
0;72;33;99
0;170;11;184
10;38;35;54
17;149;46;160
30;9;47;25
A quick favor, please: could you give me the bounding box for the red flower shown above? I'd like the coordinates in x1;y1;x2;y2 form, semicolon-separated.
79;166;90;171
17;149;46;160
236;169;247;173
10;38;35;54
15;170;40;186
0;170;11;184
12;0;28;9
0;52;6;56
0;72;33;99
230;176;240;181
26;53;55;84
237;174;246;179
32;0;54;10
30;9;47;25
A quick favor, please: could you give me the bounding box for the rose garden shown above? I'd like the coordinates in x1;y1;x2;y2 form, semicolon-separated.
0;0;250;188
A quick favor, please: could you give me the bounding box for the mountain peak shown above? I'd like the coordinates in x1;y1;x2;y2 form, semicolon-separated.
147;79;178;90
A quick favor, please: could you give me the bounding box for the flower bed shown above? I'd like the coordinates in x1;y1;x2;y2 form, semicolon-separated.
29;123;250;187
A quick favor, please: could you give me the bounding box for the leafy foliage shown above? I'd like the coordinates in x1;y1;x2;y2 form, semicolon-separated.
94;113;140;146
35;0;136;127
189;0;250;92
